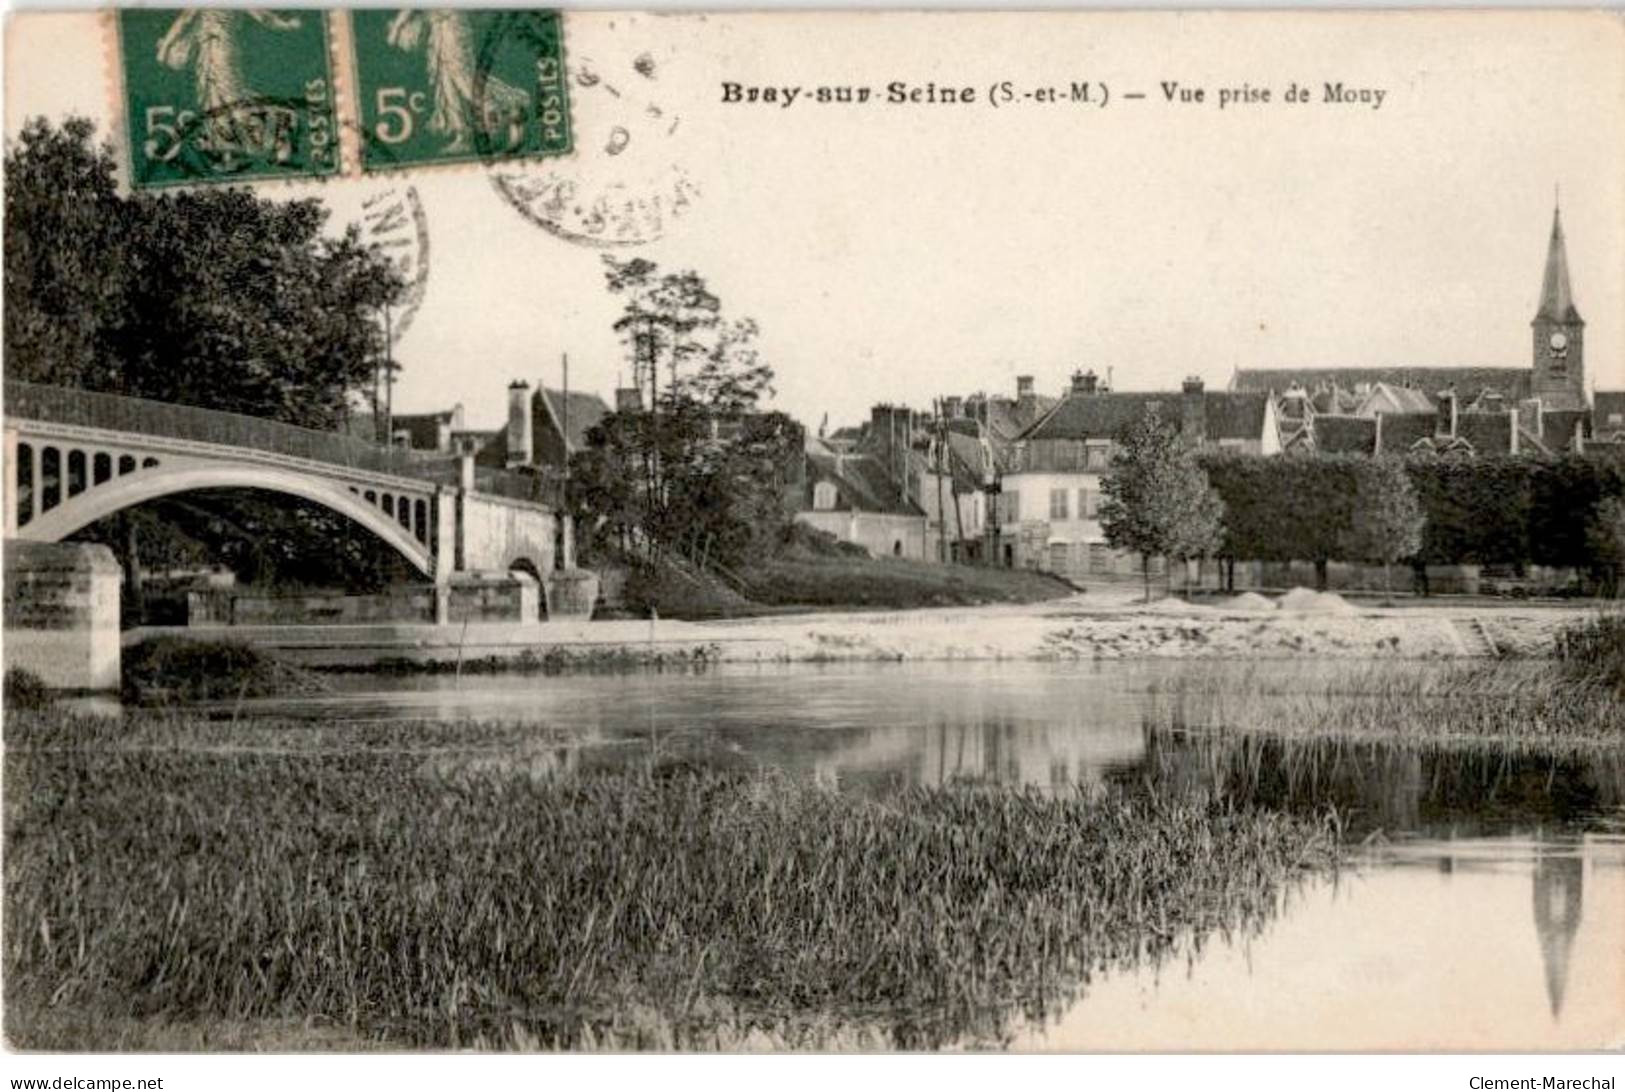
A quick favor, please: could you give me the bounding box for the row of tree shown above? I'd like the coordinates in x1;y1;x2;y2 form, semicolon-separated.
1200;451;1625;578
6;117;403;430
1100;409;1625;596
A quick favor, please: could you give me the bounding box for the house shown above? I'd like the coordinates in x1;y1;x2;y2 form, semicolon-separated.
1234;205;1624;458
918;424;996;562
995;371;1278;578
340;406;464;451
459;379;612;471
796;406;928;559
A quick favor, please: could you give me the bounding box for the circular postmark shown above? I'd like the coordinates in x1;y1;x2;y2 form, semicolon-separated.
356;185;431;337
481;17;700;247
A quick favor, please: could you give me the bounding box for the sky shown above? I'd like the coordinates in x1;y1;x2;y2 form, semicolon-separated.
6;9;1624;432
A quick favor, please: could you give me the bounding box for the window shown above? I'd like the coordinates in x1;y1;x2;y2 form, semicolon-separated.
1078;487;1099;519
813;481;837;510
1049;488;1069;520
1609;413;1624;427
1086;444;1111;470
1048;542;1070;571
1003;492;1020;523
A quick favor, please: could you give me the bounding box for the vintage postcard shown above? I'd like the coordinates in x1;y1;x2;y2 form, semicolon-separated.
4;6;1625;1071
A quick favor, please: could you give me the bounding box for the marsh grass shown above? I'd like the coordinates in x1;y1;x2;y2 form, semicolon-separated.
1147;656;1625;749
1555;611;1625;697
1123;725;1625;843
4;711;1334;1051
122;637;328;705
342;643;726;677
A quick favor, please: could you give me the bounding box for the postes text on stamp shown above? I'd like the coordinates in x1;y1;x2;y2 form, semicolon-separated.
117;9;339;189
351;9;572;174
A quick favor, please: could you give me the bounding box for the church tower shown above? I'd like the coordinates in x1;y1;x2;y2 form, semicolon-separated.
1531;204;1587;411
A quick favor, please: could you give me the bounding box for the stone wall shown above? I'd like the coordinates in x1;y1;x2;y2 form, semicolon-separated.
3;541;122;690
795;510;927;559
190;587;438;626
188;572;540;627
459;494;559;574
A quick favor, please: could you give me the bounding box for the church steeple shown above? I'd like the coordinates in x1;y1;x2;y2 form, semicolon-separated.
1531;201;1587;411
1535;204;1583;326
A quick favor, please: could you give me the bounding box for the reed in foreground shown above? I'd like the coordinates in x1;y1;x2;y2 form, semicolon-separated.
4;712;1335;1051
1148;653;1625;749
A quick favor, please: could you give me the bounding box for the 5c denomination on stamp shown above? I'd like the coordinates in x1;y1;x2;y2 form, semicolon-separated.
117;9;339;189
350;9;572;174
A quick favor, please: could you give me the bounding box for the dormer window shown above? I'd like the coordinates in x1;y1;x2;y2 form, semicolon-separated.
813;481;838;511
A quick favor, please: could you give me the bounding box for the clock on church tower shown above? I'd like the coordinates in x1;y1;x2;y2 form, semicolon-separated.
1531;205;1586;411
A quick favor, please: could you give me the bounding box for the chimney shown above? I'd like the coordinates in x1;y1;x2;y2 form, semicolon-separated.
615;386;644;413
506;380;533;467
1071;369;1099;396
1440;386;1459;437
1519;398;1544;440
943;395;964;419
1016;375;1035;399
1181;376;1206;445
1373;411;1384;455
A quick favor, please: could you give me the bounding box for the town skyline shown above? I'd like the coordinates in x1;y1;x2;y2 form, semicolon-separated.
7;10;1624;433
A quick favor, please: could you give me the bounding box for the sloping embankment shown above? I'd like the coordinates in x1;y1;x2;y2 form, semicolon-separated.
119;599;1575;669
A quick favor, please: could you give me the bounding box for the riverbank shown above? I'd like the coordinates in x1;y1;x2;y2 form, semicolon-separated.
125;594;1601;670
4;710;1335;1050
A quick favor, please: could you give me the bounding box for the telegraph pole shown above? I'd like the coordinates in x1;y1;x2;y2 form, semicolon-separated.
383;304;395;446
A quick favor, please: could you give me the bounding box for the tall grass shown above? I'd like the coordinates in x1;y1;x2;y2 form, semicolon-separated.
1554;611;1625;697
1121;726;1625;842
122;637;327;704
1148;656;1625;749
4;712;1334;1051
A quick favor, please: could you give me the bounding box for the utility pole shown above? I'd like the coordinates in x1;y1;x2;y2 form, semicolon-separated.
384;305;395;446
644;314;660;560
932;399;948;562
561;351;571;568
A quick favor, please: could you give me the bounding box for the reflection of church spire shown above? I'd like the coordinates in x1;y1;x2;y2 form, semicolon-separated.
1531;848;1584;1019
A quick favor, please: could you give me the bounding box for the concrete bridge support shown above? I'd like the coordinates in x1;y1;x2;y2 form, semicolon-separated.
3;541;123;691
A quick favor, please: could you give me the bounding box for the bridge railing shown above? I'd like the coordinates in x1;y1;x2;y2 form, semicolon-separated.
406;459;564;506
7;380;447;480
4;380;563;505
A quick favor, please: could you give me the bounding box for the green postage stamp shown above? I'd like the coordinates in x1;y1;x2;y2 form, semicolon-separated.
350;10;572;173
117;10;339;188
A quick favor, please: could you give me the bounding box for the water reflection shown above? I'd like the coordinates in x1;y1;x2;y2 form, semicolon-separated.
1534;847;1584;1019
219;661;1624;1048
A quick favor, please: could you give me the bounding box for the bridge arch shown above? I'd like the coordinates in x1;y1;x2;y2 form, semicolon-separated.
21;462;436;577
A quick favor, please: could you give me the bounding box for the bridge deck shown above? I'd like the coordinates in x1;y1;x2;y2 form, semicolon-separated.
4;380;558;505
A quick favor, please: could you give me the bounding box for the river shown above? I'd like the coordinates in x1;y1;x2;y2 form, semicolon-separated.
202;660;1624;1050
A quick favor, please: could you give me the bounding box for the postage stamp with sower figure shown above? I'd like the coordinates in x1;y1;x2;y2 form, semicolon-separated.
351;9;572;174
117;9;339;189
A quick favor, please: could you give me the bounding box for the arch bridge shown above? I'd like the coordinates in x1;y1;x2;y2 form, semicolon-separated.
3;381;564;583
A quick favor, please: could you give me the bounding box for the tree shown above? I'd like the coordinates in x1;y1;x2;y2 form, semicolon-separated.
1098;409;1226;602
3;117;129;393
1344;457;1426;603
1587;497;1625;598
5;117;410;598
583;258;785;572
4;116;405;430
